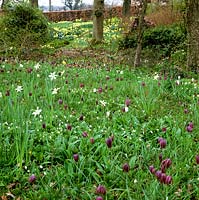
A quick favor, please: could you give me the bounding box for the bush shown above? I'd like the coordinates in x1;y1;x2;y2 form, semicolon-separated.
118;23;186;57
0;3;50;59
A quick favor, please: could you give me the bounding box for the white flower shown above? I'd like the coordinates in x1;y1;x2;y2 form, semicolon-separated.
34;63;40;70
15;85;23;92
120;71;123;74
49;72;57;81
19;64;23;68
99;100;107;107
106;111;110;117
32;107;42;117
0;92;2;98
153;73;160;80
52;87;60;95
124;106;129;112
93;88;97;93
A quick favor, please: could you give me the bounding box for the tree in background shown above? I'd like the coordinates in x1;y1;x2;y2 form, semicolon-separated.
134;0;147;67
30;0;38;7
186;0;199;71
64;0;83;10
92;0;104;43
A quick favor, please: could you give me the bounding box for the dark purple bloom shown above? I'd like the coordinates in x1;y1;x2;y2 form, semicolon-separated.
28;174;36;183
82;131;88;137
125;99;131;107
96;185;106;195
67;124;72;131
196;155;199;164
160;173;167;183
96;196;103;200
29;92;32;96
42;123;46;129
106;137;113;148
141;82;146;87
149;165;156;174
158;138;167;149
80;83;84;88
79;115;84;121
5;90;10;96
58;99;63;105
98;88;103;93
161;158;172;172
159;153;163;162
186;125;193;132
165;175;172;184
155;170;162;179
73;154;79;162
122;163;130;172
184;109;189;114
90;137;95;144
162;127;167;132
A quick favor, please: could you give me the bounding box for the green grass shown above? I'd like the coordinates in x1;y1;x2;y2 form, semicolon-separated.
0;59;199;199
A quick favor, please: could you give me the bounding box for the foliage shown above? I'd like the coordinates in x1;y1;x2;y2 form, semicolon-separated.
118;23;187;57
0;2;50;58
0;60;199;199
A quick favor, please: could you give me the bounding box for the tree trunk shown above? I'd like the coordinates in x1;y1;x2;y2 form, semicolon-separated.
92;0;104;43
49;0;52;11
31;0;38;7
134;0;147;67
122;0;131;17
186;0;199;72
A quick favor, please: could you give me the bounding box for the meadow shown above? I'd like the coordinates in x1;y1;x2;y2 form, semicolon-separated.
0;15;199;200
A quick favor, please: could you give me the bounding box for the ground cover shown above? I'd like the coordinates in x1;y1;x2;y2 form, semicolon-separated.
0;59;199;199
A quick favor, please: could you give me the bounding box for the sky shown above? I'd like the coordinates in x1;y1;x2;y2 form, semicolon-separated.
39;0;122;7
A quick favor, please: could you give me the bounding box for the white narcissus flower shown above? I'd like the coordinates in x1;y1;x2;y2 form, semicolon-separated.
34;63;40;70
52;87;60;95
99;100;107;107
124;107;129;112
32;107;42;117
49;72;57;81
0;92;2;98
15;85;23;92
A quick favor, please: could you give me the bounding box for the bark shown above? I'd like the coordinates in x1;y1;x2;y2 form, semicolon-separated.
134;0;147;67
122;0;131;18
92;0;104;43
186;0;199;71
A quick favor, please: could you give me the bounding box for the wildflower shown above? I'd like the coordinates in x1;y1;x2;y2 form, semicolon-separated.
58;99;63;105
184;109;189;114
159;153;163;162
99;100;107;107
158;137;167;149
80;83;84;88
186;123;193;132
28;174;36;183
79;115;84;121
67;124;72;131
122;163;130;172
98;87;103;93
34;63;40;70
149;165;156;174
106;137;113;148
162;127;167;132
42;123;46;129
161;158;172;172
15;85;23;93
96;196;103;200
82;132;88;137
90;137;95;144
125;99;131;107
19;64;23;68
52;87;60;95
32;107;42;117
5;90;10;96
196;155;199;164
96;185;106;195
49;72;57;80
73;154;79;162
0;92;2;98
165;175;172;184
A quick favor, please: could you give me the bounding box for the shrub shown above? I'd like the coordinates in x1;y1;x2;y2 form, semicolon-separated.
0;2;50;59
118;23;186;57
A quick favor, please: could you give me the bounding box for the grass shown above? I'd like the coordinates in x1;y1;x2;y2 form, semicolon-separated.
0;58;199;199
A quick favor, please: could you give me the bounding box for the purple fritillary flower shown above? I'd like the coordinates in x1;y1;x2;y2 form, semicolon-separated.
98;88;103;93
90;137;95;144
42;123;46;129
106;137;113;148
79;115;84;121
73;154;79;162
67;124;72;131
58;99;63;105
96;185;106;195
159;138;167;149
122;163;130;172
28;174;36;183
165;175;172;184
196;155;199;164
82;131;88;137
125;99;131;107
149;165;156;174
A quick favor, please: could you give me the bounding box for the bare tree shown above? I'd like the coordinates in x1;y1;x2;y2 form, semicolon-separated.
134;0;147;67
64;0;83;10
186;0;199;71
92;0;104;43
30;0;38;7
